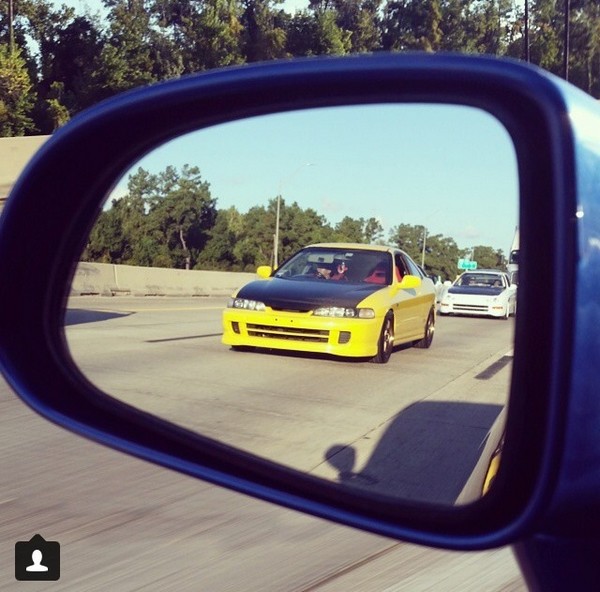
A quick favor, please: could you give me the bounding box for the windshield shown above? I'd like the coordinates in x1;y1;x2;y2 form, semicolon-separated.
274;248;393;285
455;273;504;288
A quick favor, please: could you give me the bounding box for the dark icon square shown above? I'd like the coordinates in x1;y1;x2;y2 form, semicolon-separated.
15;534;60;581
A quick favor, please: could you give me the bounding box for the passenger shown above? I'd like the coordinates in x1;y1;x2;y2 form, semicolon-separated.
364;264;388;284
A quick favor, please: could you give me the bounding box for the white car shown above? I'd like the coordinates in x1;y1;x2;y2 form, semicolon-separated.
439;269;516;319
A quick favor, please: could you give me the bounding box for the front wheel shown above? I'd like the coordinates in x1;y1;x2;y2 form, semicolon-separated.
371;313;394;364
414;310;435;349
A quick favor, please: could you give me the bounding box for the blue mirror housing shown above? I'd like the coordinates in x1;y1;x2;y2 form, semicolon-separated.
0;53;594;552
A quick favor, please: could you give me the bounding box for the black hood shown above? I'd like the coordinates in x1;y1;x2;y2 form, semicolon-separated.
448;286;504;296
236;277;383;311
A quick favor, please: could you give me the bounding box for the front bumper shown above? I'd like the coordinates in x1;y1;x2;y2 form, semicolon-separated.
439;299;507;318
222;308;382;357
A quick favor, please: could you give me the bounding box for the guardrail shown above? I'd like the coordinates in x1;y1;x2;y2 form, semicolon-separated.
71;262;257;297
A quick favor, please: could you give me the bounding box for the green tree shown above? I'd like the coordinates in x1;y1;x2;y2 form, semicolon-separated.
330;0;381;52
278;200;333;260
460;0;513;55
364;216;384;243
382;0;442;51
334;215;365;242
565;2;600;96
34;14;105;125
84;165;217;269
98;0;160;96
148;165;217;269
0;43;36;135
286;8;350;56
333;215;384;243
83;198;134;263
195;207;241;270
44;82;71;130
233;202;275;269
241;0;288;61
154;0;244;72
521;0;562;74
469;244;506;270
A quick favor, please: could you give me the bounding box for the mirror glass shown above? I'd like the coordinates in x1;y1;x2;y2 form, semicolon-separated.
65;104;518;506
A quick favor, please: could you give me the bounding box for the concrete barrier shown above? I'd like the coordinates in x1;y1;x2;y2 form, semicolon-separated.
71;262;257;297
1;135;51;216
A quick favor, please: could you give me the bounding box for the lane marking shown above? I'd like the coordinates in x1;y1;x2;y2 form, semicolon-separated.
475;354;513;380
146;333;222;343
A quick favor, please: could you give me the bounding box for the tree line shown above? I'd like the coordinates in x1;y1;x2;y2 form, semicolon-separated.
2;0;600;136
82;164;506;280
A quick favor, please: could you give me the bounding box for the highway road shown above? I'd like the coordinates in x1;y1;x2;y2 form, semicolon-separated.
0;296;525;590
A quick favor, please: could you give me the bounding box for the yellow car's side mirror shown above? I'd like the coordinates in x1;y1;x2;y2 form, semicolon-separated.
398;275;422;290
256;266;272;279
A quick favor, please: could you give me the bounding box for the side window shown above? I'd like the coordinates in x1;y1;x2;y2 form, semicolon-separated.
394;253;409;281
403;255;423;278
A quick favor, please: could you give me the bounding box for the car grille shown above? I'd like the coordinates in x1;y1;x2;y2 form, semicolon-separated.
453;304;489;312
247;323;329;343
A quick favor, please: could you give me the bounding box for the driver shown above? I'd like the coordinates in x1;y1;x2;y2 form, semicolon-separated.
330;260;348;281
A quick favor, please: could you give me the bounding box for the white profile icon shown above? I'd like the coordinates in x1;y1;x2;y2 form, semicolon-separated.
26;549;48;572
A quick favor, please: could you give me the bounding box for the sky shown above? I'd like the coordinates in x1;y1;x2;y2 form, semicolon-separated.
111;104;519;254
53;0;518;254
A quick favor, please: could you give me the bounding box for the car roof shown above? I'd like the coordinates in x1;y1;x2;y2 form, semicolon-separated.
460;269;506;274
308;243;399;253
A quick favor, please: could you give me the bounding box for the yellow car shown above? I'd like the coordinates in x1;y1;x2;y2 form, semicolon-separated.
222;243;436;363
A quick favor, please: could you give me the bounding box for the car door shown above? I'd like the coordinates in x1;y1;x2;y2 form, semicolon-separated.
391;252;427;340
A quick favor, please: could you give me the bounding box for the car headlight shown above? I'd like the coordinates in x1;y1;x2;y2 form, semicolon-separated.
313;307;375;319
227;298;266;311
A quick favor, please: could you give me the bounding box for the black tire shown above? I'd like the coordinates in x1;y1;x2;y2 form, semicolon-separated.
414;310;435;349
371;313;394;364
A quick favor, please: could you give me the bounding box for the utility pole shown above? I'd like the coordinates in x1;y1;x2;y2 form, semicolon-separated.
273;194;281;269
273;163;314;269
524;0;530;62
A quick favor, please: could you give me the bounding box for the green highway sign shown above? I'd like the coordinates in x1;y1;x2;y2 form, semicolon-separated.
458;259;478;270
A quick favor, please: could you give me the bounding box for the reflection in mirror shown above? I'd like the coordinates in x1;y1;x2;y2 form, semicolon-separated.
65;104;518;506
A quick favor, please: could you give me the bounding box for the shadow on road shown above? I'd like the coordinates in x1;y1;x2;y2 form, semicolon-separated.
322;400;503;505
64;309;133;326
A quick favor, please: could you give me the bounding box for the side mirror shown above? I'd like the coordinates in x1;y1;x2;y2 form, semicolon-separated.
398;274;422;290
256;265;272;278
0;54;590;557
